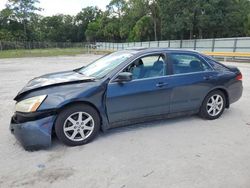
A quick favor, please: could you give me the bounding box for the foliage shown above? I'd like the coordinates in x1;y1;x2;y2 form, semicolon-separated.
132;16;154;41
158;0;250;39
5;0;42;40
0;0;250;42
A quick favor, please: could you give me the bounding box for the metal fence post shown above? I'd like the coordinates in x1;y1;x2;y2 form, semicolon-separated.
168;40;170;47
233;38;238;52
194;39;197;50
212;38;215;52
180;39;183;48
157;41;160;47
149;41;151;48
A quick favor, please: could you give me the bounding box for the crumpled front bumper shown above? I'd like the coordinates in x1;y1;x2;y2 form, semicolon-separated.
10;115;56;150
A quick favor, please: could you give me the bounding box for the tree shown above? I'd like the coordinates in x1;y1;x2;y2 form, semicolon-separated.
120;0;151;41
6;0;42;41
75;6;101;41
85;20;102;42
149;0;160;40
132;15;154;41
106;0;128;40
39;14;77;42
1;0;250;43
158;0;250;40
0;8;25;41
246;14;250;35
103;17;121;41
107;0;127;19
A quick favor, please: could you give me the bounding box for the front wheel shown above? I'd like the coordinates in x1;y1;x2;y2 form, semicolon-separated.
199;90;226;120
55;104;100;146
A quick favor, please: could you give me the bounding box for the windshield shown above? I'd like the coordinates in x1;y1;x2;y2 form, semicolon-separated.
78;51;133;78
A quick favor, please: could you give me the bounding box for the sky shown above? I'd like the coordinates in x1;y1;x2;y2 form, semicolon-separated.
0;0;111;16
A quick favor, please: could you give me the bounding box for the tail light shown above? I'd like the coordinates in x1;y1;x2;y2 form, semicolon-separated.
236;73;242;81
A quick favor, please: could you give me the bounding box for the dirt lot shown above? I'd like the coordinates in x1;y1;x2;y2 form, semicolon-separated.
0;55;250;188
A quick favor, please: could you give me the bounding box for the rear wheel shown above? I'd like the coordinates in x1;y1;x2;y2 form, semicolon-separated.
55;104;100;146
199;90;226;120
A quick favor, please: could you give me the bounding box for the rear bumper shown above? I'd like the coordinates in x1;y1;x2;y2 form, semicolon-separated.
10;115;56;150
228;81;243;104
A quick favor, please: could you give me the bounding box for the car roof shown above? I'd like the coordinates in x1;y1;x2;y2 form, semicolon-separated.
122;48;199;55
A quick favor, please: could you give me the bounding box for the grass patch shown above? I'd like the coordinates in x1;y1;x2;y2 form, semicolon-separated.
0;48;91;59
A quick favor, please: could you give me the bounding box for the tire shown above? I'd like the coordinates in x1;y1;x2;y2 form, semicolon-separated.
199;90;226;120
55;104;100;146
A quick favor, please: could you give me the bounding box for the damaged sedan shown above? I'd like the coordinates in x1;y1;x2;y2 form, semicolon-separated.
10;48;243;150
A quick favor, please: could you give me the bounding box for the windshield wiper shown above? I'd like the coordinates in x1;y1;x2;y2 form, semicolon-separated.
73;69;84;75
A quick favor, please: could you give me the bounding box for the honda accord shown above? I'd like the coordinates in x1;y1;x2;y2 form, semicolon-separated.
10;48;243;150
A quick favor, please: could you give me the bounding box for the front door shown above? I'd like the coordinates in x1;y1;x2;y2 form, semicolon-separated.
106;54;171;124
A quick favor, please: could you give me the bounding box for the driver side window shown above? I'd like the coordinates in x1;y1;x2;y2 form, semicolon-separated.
124;54;167;80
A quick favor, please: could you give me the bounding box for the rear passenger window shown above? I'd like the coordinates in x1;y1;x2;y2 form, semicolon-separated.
204;57;229;72
170;53;211;74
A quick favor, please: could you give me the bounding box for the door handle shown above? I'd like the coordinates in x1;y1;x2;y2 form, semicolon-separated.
156;82;169;88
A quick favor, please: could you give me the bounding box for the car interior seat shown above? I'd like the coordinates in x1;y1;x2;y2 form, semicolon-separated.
189;60;204;72
131;59;144;79
172;59;180;74
144;60;164;78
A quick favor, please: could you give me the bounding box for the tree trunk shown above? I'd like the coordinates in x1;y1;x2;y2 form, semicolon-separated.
154;19;157;41
23;19;28;42
198;28;203;39
189;29;193;39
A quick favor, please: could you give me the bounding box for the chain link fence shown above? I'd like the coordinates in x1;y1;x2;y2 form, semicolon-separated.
0;41;95;51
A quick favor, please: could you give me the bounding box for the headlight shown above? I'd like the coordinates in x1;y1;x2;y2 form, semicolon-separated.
15;95;47;113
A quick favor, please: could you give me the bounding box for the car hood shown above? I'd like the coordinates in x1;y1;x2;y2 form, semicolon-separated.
15;70;95;99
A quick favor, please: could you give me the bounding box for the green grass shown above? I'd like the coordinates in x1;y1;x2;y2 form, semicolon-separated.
0;48;92;59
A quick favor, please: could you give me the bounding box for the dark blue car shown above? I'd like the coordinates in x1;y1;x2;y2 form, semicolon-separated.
10;48;243;150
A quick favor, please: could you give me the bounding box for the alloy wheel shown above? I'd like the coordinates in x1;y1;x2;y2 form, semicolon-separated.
63;112;94;141
206;94;224;117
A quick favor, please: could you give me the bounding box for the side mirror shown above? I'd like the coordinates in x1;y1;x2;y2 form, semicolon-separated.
115;72;132;82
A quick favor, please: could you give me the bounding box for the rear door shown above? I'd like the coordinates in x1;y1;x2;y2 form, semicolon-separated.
168;52;217;113
106;53;171;124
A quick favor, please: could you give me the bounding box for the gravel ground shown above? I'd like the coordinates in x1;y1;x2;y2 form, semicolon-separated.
0;55;250;188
